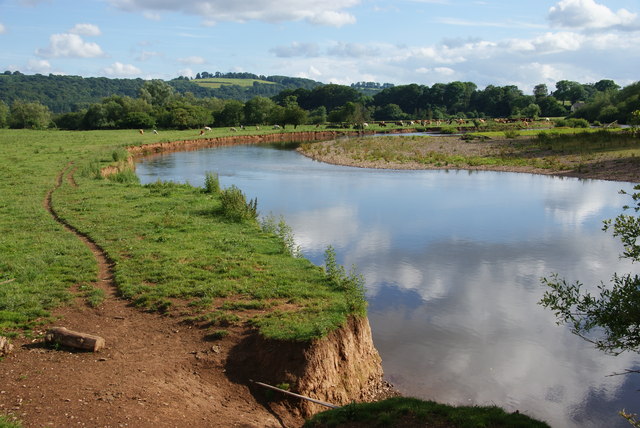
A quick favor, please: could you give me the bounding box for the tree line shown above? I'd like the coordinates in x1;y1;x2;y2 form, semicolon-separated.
0;71;323;113
0;71;637;130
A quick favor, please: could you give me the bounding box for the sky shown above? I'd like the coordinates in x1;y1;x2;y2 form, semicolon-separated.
0;0;638;94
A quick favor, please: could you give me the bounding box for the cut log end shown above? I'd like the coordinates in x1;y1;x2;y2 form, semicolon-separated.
45;327;105;352
0;335;13;357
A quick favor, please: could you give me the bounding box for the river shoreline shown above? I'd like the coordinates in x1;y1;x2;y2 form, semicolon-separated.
296;134;640;183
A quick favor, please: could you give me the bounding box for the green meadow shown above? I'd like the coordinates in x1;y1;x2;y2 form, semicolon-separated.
0;128;364;341
193;77;276;89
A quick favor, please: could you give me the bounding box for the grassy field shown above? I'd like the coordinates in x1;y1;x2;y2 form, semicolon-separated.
193;77;276;89
0;127;365;341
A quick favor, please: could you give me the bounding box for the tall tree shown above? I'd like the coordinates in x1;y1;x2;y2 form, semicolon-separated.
9;100;51;129
533;84;548;99
244;96;276;125
139;79;175;107
594;79;620;93
0;100;9;128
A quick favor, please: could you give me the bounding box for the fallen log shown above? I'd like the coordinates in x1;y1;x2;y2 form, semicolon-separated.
45;327;105;352
0;336;13;356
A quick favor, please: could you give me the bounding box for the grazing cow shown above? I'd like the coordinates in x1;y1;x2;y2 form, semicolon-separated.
139;129;144;135
230;127;237;132
153;129;158;134
204;126;212;131
256;126;260;130
273;124;281;129
199;129;205;136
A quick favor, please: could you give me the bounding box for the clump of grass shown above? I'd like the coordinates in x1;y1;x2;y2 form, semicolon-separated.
220;185;258;222
80;159;104;179
111;148;129;162
206;329;229;340
261;214;301;257
555;118;590;128
504;129;520;139
439;125;457;134
324;246;367;315
222;300;269;310
107;169;139;184
203;171;220;194
0;414;23;428
304;396;550;428
78;284;106;307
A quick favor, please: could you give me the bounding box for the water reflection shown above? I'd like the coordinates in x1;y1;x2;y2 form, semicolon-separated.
136;143;640;428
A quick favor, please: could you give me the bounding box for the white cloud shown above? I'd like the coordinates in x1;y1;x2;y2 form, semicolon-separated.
178;68;195;78
27;59;51;73
327;42;372;58
69;23;101;36
548;0;639;30
106;0;360;26
36;33;104;58
434;66;455;75
136;50;162;61
0;23;6;34
307;10;356;27
103;62;142;77
271;42;320;58
177;55;206;65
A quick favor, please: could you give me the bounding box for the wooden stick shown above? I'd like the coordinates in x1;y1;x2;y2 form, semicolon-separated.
45;327;105;352
0;278;15;285
250;380;340;409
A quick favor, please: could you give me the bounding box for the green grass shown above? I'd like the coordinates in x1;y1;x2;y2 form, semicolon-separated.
0;414;22;428
0;127;366;341
304;397;550;428
193;77;275;89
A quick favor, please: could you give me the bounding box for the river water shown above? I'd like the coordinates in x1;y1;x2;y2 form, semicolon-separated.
136;141;640;428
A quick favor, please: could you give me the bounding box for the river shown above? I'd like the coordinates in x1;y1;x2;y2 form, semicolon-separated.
136;141;640;428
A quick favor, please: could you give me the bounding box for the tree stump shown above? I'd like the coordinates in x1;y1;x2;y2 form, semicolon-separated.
0;336;13;356
45;327;105;352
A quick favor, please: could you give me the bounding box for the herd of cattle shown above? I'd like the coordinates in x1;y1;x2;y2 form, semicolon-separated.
138;117;547;136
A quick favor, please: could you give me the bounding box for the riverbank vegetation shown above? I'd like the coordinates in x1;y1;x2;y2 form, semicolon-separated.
298;128;640;183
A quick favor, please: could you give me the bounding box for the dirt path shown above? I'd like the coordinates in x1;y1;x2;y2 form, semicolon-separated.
0;165;296;427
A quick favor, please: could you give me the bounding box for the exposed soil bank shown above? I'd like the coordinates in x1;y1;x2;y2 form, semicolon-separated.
227;316;394;419
126;130;363;158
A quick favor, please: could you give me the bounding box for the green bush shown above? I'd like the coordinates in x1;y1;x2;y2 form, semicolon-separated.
503;130;520;139
324;246;367;314
203;171;220;194
220;185;258;222
555;118;590;128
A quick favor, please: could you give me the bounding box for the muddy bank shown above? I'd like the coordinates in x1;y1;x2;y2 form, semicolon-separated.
227;316;395;420
127;130;358;158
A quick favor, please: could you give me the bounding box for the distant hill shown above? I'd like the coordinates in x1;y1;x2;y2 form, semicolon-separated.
0;71;324;113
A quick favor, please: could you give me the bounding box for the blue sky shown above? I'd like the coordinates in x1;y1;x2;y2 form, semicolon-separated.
0;0;638;93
